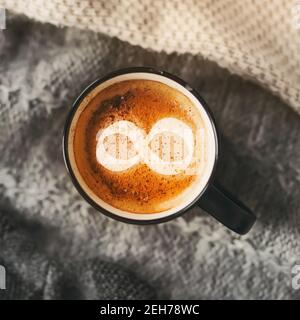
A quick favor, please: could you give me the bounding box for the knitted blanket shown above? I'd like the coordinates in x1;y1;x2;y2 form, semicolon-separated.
1;0;300;114
0;11;300;299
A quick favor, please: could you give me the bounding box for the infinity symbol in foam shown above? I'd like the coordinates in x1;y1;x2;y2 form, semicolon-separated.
96;118;196;175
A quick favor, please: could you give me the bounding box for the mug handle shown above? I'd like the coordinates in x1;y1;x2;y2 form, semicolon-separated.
197;182;256;235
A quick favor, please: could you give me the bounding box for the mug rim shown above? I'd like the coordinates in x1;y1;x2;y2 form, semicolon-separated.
62;66;219;225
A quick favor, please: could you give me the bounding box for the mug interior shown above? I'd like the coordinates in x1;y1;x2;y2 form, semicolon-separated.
64;69;218;223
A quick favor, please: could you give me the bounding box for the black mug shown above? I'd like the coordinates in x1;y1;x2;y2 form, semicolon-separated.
63;67;256;234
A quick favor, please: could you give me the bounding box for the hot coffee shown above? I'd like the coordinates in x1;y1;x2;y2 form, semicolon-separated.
67;78;216;214
64;69;255;234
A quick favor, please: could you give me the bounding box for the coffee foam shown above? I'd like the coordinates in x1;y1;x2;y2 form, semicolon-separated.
67;73;216;220
96;117;198;175
96;120;145;172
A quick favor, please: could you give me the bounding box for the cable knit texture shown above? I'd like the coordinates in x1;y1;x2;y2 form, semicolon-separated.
0;0;300;113
0;9;300;299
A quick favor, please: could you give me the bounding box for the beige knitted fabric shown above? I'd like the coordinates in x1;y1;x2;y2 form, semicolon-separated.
1;0;300;113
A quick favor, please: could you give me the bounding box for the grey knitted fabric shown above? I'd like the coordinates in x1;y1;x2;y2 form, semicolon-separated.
0;14;300;299
0;207;156;300
2;0;300;113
